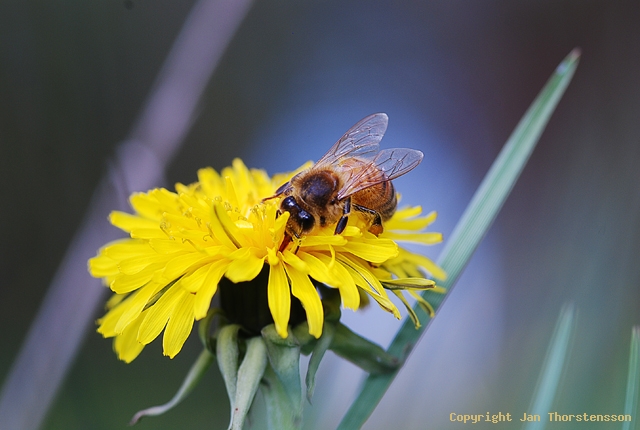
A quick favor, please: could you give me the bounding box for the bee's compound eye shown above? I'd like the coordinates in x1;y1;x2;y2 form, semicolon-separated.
281;196;298;211
298;210;315;232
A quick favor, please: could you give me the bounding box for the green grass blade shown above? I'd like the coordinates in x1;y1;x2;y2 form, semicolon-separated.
523;304;576;430
622;326;640;430
337;48;581;430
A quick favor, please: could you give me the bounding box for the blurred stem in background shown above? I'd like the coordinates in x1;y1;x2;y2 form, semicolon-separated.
0;1;253;429
523;304;576;430
622;327;640;430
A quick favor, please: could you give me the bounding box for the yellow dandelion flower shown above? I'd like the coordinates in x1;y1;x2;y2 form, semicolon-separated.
88;158;444;362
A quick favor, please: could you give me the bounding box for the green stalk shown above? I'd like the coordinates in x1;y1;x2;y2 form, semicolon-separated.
522;304;576;430
338;48;581;429
622;326;640;430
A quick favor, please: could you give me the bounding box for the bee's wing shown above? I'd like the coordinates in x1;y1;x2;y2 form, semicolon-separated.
314;113;389;168
336;148;424;200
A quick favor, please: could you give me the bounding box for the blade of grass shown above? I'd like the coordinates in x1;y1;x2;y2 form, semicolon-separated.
622;326;640;430
523;304;576;430
337;48;581;429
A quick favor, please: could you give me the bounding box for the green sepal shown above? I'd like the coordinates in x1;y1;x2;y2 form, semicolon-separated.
198;307;223;353
292;321;317;355
217;324;242;415
230;336;268;430
330;323;400;374
305;318;337;402
261;325;303;423
260;364;303;430
129;349;214;425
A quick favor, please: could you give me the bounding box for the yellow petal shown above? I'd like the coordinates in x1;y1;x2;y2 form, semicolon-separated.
224;175;240;209
268;262;290;338
396;250;447;281
109;211;159;232
88;254;118;278
105;293;126;310
115;281;162;334
299;234;347;248
97;299;129;337
210;202;245;248
111;263;163;294
391;205;423;220
298;252;341;287
163;291;195;358
197;166;222;193
284;264;323;338
102;240;150;259
162;252;210;280
409;290;436;318
338;237;398;263
180;264;210;293
193;260;228;319
306;252;360;310
382;232;443;245
281;250;309;273
337;255;399;318
130;227;170;240
392;290;420;328
130;189;178;219
226;248;264;283
118;252;174;275
148;238;188;254
137;284;183;345
113;316;145;363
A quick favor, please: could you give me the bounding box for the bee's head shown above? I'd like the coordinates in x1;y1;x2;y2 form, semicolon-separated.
280;196;315;237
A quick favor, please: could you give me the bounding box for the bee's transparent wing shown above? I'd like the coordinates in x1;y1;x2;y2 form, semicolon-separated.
314;113;388;168
337;148;424;200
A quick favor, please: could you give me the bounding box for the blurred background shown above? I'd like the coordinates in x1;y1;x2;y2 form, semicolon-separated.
1;1;640;429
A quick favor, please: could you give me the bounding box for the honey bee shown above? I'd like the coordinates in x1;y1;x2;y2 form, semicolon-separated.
265;113;423;241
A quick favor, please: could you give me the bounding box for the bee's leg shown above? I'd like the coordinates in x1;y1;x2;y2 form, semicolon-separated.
352;204;383;236
279;233;292;252
334;197;351;235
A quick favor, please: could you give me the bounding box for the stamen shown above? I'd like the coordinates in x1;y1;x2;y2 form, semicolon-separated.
213;203;242;249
